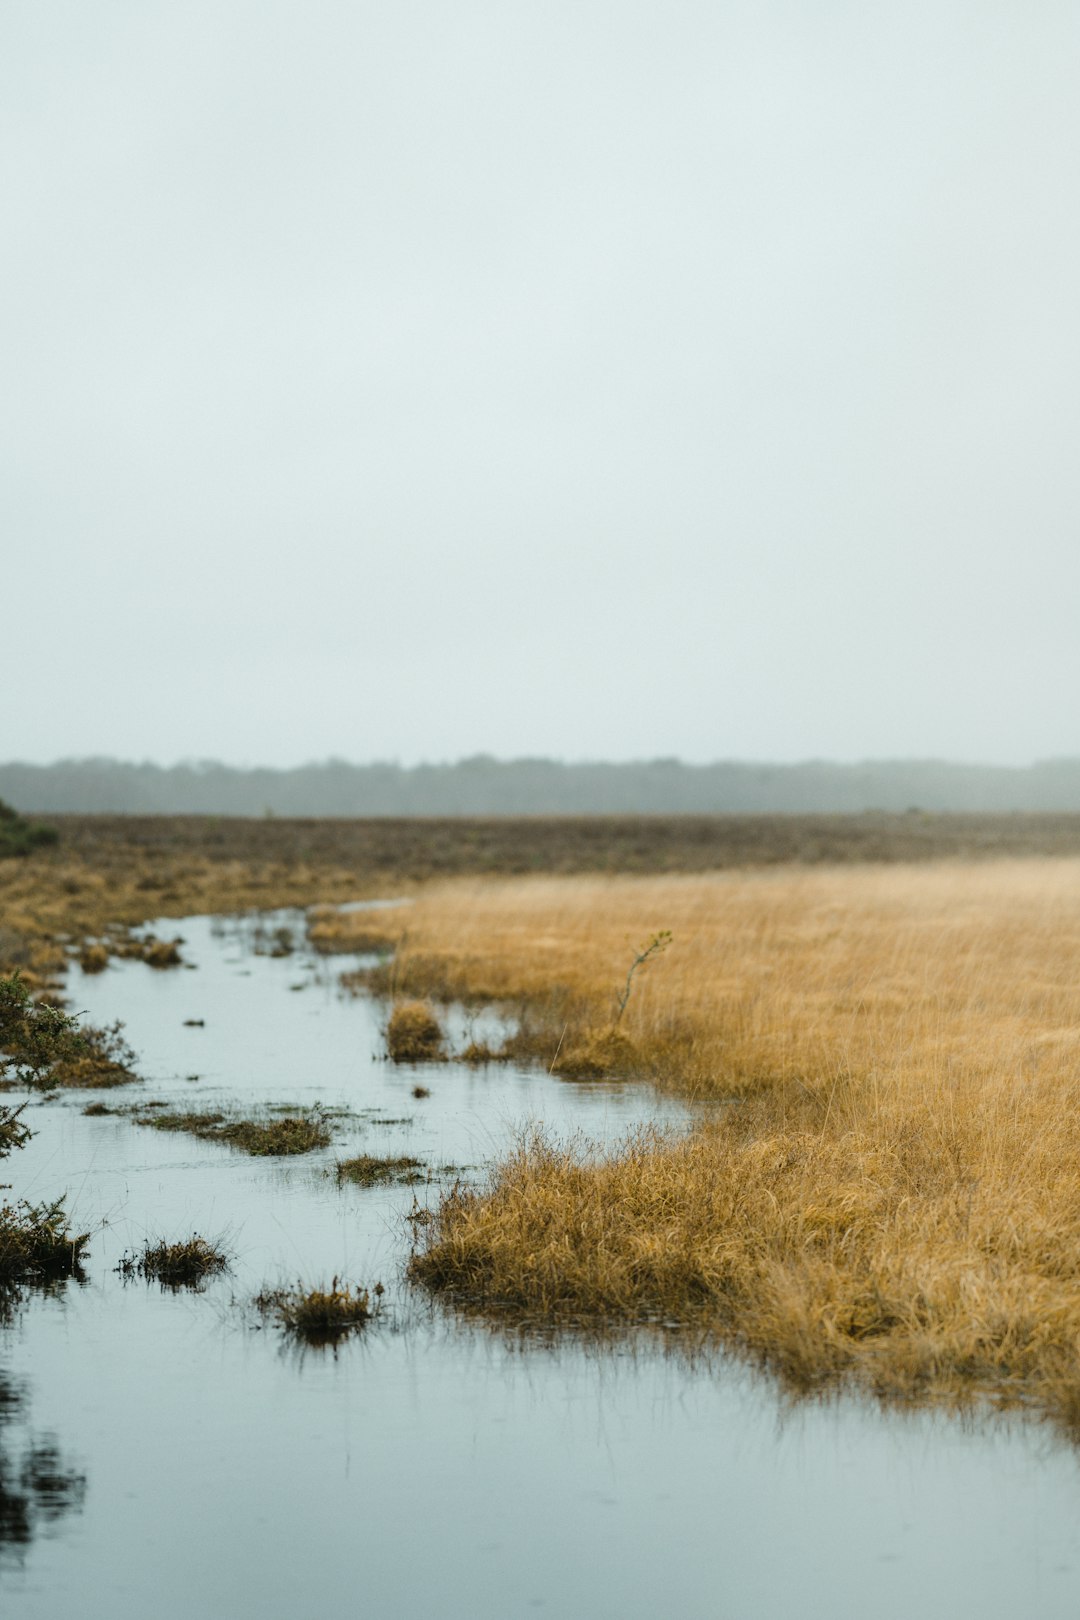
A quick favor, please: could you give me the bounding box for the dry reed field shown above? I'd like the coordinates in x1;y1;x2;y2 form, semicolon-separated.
328;861;1080;1431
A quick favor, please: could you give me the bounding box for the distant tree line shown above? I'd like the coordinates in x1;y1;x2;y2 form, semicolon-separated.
6;756;1080;816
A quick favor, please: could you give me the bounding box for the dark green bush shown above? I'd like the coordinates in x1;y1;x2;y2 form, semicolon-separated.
0;976;89;1277
0;975;84;1093
0;799;58;859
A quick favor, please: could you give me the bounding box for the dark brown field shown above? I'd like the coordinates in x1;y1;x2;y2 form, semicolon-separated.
39;809;1080;876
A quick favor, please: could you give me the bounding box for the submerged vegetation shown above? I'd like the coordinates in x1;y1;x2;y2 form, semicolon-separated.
254;1278;381;1343
335;1154;425;1186
134;1109;331;1156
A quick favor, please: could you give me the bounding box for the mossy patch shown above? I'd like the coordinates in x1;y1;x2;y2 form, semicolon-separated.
134;1109;331;1156
335;1154;425;1186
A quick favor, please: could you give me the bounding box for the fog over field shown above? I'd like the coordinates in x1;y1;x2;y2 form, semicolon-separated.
3;3;1079;771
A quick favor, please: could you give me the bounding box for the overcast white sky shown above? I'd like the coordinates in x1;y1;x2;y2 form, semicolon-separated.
3;2;1078;768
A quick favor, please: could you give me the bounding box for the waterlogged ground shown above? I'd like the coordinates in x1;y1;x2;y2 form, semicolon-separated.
4;914;1080;1617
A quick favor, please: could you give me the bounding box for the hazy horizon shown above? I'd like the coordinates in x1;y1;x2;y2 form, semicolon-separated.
11;752;1080;818
6;749;1080;771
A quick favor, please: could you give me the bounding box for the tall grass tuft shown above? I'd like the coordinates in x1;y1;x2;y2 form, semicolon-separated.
254;1278;380;1343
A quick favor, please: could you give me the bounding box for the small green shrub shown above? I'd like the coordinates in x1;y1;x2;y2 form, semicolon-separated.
0;975;84;1090
0;1102;31;1158
44;1020;140;1089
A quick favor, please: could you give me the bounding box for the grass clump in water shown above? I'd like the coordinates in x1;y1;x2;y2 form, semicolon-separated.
140;936;183;969
335;1154;425;1187
79;942;109;974
386;1001;444;1064
117;1235;229;1288
254;1277;381;1343
135;1109;331;1156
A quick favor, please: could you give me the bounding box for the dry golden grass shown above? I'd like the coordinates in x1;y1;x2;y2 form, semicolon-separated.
386;861;1080;1430
334;862;1080;1089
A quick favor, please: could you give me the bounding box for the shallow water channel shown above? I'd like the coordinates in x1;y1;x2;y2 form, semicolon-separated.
4;911;1080;1618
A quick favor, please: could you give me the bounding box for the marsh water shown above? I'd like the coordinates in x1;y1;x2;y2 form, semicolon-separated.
4;912;1080;1618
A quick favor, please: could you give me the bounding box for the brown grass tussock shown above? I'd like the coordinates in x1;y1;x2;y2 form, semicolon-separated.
385;1001;445;1064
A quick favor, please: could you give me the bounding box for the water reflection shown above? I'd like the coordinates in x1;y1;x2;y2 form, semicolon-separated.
0;1289;86;1565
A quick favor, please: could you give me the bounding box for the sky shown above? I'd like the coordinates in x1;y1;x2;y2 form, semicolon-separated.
3;2;1079;769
